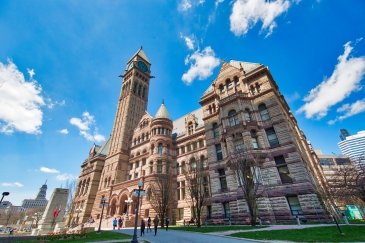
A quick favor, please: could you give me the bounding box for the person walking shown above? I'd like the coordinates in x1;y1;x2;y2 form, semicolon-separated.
165;217;169;231
112;218;117;230
118;217;123;230
153;215;159;236
147;217;152;233
140;218;146;237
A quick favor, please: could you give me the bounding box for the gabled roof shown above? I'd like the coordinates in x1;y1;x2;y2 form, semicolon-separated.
228;60;262;73
95;137;111;156
128;47;151;64
155;102;170;119
172;107;204;136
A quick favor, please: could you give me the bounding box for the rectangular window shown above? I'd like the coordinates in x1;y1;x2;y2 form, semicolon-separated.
287;196;303;216
213;123;220;138
234;139;245;152
177;208;184;221
203;176;210;196
207;205;212;219
266;127;279;147
199;140;204;148
142;159;146;166
134;172;138;179
177;182;181;200
215;144;223;161
193;142;197;150
181;181;186;200
274;156;292;184
135;161;139;168
187;144;191;152
181;146;185;154
223;202;231;219
218;169;228;191
157;160;162;173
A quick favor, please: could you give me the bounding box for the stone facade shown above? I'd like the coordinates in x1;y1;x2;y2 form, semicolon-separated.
71;49;332;225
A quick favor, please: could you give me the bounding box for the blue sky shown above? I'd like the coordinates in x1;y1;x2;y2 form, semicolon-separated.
0;0;364;205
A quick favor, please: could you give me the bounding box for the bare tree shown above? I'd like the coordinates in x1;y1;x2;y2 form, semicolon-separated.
228;149;266;226
63;179;78;227
149;173;175;228
25;208;44;228
183;156;210;227
330;163;365;205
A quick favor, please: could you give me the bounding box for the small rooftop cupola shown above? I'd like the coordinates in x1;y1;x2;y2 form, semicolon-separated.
155;100;170;120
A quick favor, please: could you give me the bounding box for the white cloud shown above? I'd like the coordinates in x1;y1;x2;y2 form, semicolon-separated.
0;60;45;134
27;68;35;79
229;0;291;37
56;173;76;181
298;41;365;119
179;0;193;11
59;128;69;135
40;166;60;174
178;0;205;11
180;34;195;50
328;99;365;124
1;182;24;187
46;99;65;109
182;46;220;85
70;112;106;142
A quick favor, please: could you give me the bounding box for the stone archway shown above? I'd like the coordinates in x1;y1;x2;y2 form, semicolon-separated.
119;194;129;215
109;198;117;216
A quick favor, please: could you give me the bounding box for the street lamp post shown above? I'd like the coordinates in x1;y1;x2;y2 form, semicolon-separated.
131;180;143;243
125;198;133;220
75;207;82;225
0;192;10;204
97;196;108;233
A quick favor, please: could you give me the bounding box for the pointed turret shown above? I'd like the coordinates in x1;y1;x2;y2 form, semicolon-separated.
155;101;170;119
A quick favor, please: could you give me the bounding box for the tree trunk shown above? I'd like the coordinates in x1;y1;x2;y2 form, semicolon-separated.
196;209;201;227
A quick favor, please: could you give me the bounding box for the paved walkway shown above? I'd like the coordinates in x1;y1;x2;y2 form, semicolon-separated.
113;227;259;243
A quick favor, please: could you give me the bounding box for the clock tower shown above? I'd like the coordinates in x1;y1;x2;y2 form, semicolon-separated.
103;47;151;185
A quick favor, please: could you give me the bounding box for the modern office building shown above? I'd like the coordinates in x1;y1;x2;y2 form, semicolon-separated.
22;182;48;209
338;130;365;166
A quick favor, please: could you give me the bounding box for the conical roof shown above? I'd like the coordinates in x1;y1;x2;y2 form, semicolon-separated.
155;102;170;119
128;47;150;64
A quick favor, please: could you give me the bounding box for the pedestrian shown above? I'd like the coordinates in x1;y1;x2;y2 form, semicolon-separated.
165;217;169;231
153;215;159;236
118;217;123;230
147;217;152;233
112;217;117;230
140;218;146;236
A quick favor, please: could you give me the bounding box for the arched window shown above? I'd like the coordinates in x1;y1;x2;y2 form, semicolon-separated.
258;103;270;121
151;144;155;154
158;143;163;155
219;84;224;93
142;133;145;141
243;108;252;122
250;130;259;149
133;82;137;94
212;103;216;113
250;85;255;95
255;82;261;93
234;76;239;86
212;122;219;138
188;122;194;135
200;155;207;168
226;79;232;89
208;105;212;114
190;157;196;170
228;109;239;126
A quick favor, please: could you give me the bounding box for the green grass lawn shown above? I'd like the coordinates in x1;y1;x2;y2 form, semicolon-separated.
171;225;267;233
17;231;132;242
231;225;365;242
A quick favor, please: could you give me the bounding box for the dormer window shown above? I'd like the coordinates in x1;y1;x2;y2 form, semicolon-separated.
188;122;194;135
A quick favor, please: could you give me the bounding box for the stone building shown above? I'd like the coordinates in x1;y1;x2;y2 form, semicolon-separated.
71;48;331;225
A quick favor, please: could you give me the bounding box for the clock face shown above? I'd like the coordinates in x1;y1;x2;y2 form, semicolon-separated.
137;61;148;73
